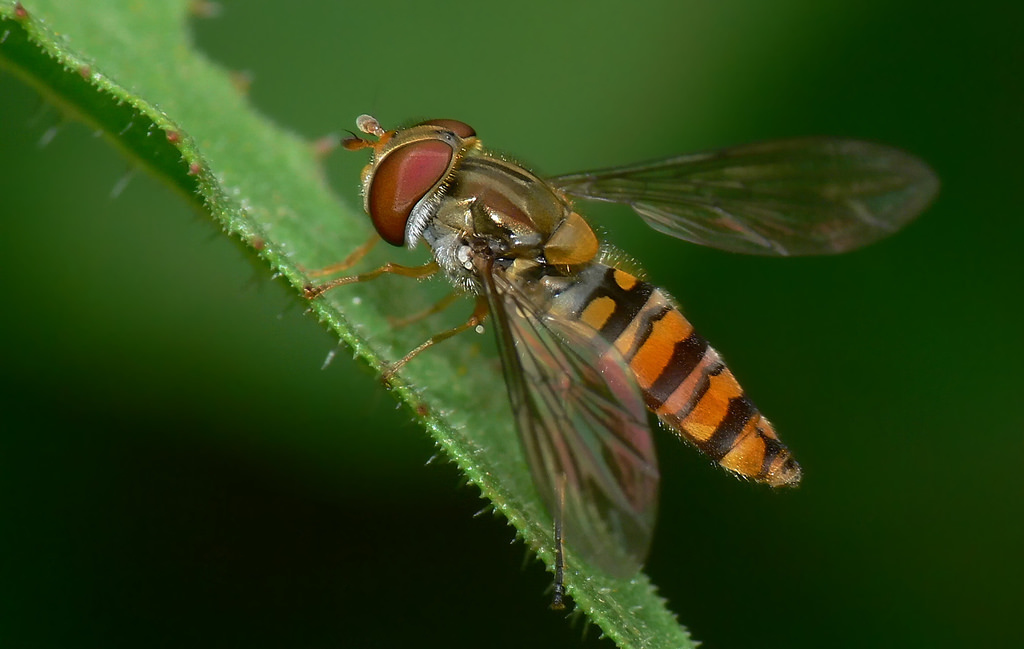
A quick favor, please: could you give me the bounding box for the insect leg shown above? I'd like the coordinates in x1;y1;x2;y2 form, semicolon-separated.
551;472;568;610
387;292;460;329
382;295;489;380
304;233;379;278
303;259;440;299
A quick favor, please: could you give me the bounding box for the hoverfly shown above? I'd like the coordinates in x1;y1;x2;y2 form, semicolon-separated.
306;115;937;607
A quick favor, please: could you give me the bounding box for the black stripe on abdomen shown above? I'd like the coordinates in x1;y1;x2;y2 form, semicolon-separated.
702;396;757;460
645;332;710;409
577;267;655;341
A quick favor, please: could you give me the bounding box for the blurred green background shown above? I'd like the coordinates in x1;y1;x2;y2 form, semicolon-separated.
1;1;1021;647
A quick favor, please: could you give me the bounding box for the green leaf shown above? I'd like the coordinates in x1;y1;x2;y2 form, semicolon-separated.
0;2;693;646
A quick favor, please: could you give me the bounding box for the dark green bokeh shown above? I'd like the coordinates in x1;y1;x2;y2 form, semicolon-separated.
1;1;1021;647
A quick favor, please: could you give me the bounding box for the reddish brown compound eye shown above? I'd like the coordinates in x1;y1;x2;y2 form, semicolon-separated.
367;140;453;246
417;118;476;139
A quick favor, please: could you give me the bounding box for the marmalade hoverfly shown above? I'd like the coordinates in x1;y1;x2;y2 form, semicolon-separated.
306;115;938;607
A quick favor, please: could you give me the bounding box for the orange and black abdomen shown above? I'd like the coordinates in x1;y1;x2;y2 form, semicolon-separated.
563;264;801;487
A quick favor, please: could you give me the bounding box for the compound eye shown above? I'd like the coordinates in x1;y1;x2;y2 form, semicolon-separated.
367;140;453;246
417;118;476;139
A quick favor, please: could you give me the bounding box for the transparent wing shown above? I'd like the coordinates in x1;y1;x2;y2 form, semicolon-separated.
549;138;939;256
478;262;659;578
